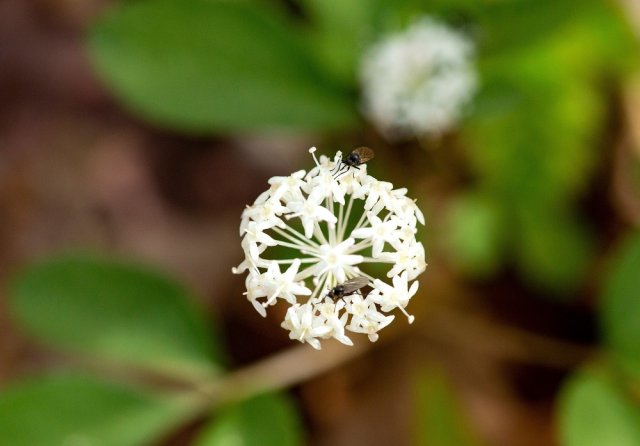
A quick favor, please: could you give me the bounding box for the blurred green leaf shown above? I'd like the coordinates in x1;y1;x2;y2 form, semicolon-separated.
459;1;635;292
10;255;222;380
368;0;480;32
415;366;484;446
444;193;504;277
516;208;594;295
467;0;635;203
467;64;603;209
0;373;193;446
602;233;640;378
195;392;304;446
89;0;357;133
302;0;375;83
575;0;639;74
369;0;590;55
474;0;589;56
558;370;640;446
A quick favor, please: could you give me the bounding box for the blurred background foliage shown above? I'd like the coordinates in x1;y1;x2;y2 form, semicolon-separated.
1;0;640;444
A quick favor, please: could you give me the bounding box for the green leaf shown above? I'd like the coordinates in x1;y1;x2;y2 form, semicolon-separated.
466;65;603;209
0;373;194;446
443;193;504;277
573;0;639;75
302;0;376;83
195;392;304;446
474;0;589;56
558;370;640;446
602;233;640;378
9;255;222;380
466;0;631;208
460;4;631;292
368;0;481;33
515;208;594;295
88;0;356;133
415;366;484;446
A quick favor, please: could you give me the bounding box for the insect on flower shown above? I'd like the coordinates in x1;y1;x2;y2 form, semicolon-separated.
333;147;375;179
233;147;426;349
327;276;369;300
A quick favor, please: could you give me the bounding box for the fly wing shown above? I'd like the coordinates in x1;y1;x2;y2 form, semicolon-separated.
341;276;370;293
353;146;375;163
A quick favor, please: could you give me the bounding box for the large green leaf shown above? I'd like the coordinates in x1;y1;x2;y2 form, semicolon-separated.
602;233;640;378
195;392;304;446
88;0;356;132
558;370;640;446
0;373;194;446
414;366;484;446
10;255;222;380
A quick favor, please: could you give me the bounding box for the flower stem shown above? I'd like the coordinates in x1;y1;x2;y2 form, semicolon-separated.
339;195;355;242
270;239;322;255
352;209;370;234
327;196;336;246
190;340;372;410
270;258;319;264
313;222;329;245
358;257;394;263
347;240;374;254
309;272;330;303
272;227;319;249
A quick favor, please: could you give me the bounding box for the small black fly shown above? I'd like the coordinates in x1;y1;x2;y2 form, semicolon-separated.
326;276;369;300
333;147;375;179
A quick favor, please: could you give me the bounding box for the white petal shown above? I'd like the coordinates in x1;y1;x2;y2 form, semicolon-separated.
251;299;267;317
372;239;385;258
335;334;354;346
409;280;419;297
302;218;314;239
351;227;374;239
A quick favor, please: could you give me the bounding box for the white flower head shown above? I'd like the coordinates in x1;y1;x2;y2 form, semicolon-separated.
359;17;477;139
233;147;426;349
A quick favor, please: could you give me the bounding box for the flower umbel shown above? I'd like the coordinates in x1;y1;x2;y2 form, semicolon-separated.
233;148;426;349
359;17;477;139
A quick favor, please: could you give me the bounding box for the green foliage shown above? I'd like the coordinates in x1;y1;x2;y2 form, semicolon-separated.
5;255;307;445
302;0;376;83
602;233;640;379
466;65;603;208
457;0;635;292
9;255;222;380
195;393;304;446
415;366;484;446
473;0;589;55
444;193;504;277
515;208;594;295
558;234;640;446
0;373;192;446
368;0;586;52
89;0;357;133
558;370;640;446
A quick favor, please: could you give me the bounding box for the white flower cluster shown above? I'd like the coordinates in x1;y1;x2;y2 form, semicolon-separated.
233;148;426;349
360;17;477;139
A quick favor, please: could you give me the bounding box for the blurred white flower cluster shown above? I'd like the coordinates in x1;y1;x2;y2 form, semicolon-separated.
360;17;477;139
233;148;426;349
